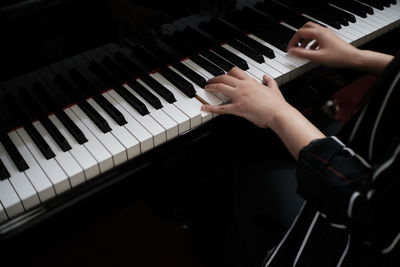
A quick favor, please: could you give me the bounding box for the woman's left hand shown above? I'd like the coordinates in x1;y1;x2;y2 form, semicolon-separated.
201;67;292;129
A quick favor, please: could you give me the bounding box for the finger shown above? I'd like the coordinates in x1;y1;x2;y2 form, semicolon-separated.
227;66;249;80
262;75;277;88
302;21;320;29
208;74;240;87
287;46;322;61
287;28;319;51
201;103;236;115
205;83;236;97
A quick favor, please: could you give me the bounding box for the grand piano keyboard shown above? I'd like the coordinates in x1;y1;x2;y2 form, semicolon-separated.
0;0;399;232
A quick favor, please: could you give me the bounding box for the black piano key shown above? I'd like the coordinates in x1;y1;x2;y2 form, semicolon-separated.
172;61;207;88
158;67;196;98
205;17;275;59
54;74;112;133
20;89;72;152
100;56;163;109
125;80;163;109
31;82;88;144
349;0;374;14
69;68;128;126
228;39;265;64
0;132;29;172
55;111;88;144
357;0;385;10
39;118;72;151
190;54;225;77
79;101;113;133
140;74;177;104
327;0;368;18
182;27;250;70
236;35;275;59
200;50;234;72
0;159;10;181
252;28;288;53
111;50;176;103
326;4;356;24
199;19;267;62
162;32;228;76
87;61;149;116
254;1;318;29
278;0;343;29
5;94;55;159
25;123;56;159
210;46;249;71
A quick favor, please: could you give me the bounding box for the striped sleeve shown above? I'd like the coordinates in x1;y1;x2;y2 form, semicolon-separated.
296;136;372;230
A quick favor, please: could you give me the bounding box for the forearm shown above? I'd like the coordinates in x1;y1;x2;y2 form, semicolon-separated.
269;105;326;160
349;49;394;74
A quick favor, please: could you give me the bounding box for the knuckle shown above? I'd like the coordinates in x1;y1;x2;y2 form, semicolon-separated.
305;21;313;27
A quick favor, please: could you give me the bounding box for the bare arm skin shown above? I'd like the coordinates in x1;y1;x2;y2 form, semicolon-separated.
201;68;325;160
201;22;394;159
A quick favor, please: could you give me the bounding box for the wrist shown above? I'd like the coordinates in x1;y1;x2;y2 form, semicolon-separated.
346;48;365;70
350;49;394;73
268;104;300;132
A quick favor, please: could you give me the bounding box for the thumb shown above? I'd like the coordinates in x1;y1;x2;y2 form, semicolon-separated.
262;75;277;88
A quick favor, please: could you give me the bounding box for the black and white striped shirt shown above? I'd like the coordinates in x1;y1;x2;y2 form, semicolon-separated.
264;55;400;267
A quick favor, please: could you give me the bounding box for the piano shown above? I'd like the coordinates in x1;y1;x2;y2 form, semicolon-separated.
0;0;399;264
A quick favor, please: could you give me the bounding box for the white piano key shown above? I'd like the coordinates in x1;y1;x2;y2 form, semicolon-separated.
0;203;7;223
33;120;85;187
49;114;99;180
136;78;191;134
87;98;140;159
8;131;55;202
64;107;113;173
374;6;399;22
70;104;127;166
17;127;70;194
263;57;292;83
107;89;166;147
102;92;154;152
0;142;39;210
222;44;283;84
122;84;179;141
150;73;205;126
326;4;389;43
0;179;24;218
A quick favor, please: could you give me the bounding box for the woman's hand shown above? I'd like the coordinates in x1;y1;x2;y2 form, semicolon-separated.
201;67;292;129
201;67;325;159
287;22;393;73
287;22;360;68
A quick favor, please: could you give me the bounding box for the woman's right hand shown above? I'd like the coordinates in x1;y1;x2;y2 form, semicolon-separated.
287;22;361;69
